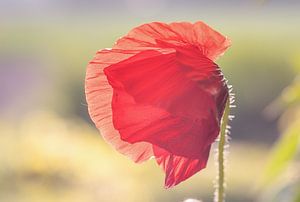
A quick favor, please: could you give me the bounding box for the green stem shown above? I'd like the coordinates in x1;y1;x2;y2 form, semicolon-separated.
217;100;230;202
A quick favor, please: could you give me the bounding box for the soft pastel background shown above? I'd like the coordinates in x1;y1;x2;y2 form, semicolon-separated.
1;0;300;202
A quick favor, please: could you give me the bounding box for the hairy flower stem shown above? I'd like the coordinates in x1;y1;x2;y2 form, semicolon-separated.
216;100;230;202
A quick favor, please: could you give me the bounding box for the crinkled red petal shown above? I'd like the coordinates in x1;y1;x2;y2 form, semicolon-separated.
114;21;231;61
85;49;153;163
153;145;211;188
104;49;222;159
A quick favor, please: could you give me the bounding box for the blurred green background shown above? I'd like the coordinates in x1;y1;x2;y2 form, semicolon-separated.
1;0;300;201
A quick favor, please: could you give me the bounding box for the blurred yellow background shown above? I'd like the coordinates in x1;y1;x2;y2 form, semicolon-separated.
1;0;300;201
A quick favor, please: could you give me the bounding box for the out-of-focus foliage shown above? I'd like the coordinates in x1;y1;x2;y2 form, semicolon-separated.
258;181;300;202
262;120;300;184
260;54;300;201
0;111;268;202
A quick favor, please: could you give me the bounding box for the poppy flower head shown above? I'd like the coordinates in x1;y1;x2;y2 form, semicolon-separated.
85;21;230;188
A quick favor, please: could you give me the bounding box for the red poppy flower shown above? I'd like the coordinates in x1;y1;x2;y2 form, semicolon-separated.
85;21;230;188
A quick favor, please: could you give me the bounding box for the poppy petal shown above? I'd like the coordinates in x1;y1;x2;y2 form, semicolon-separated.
192;22;231;61
85;49;153;163
153;145;211;188
114;21;230;61
104;49;221;158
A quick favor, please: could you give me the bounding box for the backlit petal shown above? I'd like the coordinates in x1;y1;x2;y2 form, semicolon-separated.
114;21;230;61
104;50;222;158
85;49;153;163
153;145;211;188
